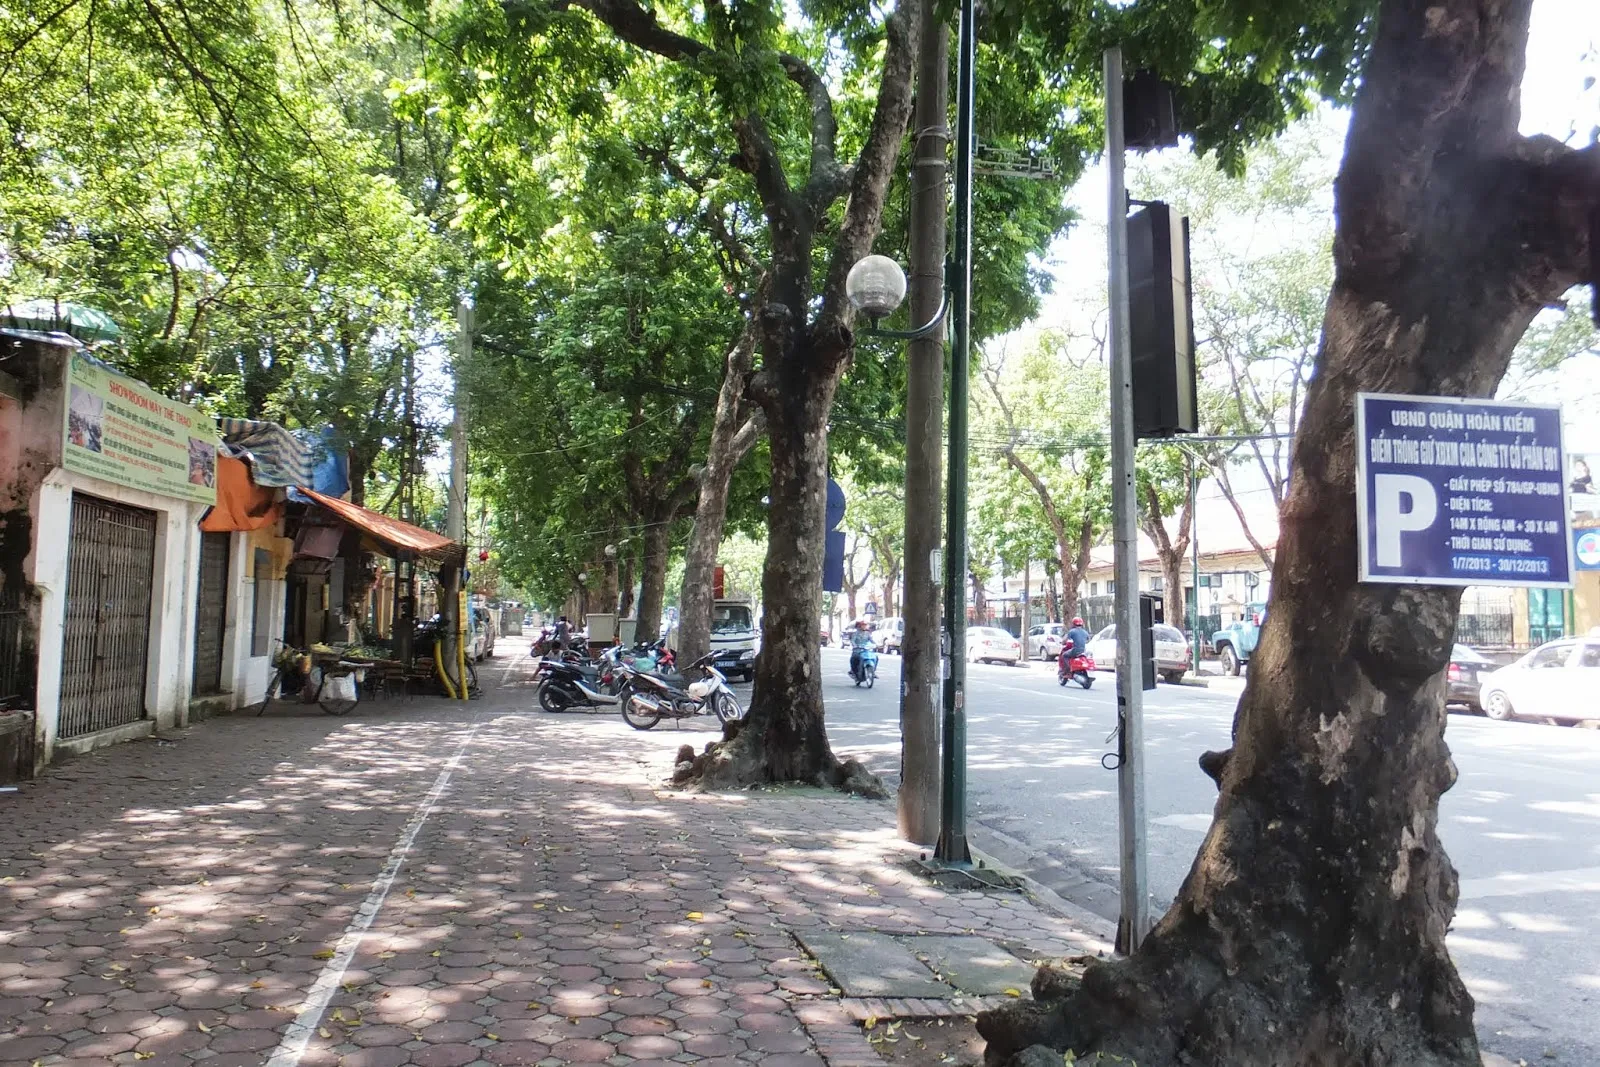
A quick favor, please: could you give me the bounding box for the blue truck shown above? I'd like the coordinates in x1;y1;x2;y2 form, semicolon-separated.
1209;602;1267;676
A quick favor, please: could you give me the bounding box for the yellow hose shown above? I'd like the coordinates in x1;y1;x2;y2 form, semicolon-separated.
434;640;457;700
457;593;469;701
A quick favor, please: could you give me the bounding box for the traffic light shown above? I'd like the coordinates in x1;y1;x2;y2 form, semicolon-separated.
1127;202;1198;439
1123;70;1179;151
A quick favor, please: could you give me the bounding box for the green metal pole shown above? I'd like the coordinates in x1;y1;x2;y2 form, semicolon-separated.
936;0;975;866
1190;461;1201;671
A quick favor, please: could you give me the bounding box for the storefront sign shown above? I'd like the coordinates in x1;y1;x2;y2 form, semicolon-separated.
1356;393;1571;588
63;353;217;504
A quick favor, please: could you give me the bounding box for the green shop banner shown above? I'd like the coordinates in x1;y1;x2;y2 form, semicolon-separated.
63;353;217;505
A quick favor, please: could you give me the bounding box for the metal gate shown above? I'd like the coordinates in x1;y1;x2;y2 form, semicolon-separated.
59;494;156;738
192;532;229;695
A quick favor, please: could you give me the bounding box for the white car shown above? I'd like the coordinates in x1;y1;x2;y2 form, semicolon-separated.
966;626;1022;665
872;616;905;654
1085;623;1192;683
1025;622;1067;660
1477;637;1600;723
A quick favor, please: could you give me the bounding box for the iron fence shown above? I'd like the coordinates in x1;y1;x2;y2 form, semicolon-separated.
0;586;32;708
1456;612;1516;649
1077;595;1115;632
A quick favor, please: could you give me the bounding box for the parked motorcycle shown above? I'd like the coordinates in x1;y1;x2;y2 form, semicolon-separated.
619;654;742;731
850;645;879;688
538;657;620;712
595;640;672;695
1057;648;1095;689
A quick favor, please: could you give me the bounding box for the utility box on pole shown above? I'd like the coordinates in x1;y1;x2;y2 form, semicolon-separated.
1138;593;1160;692
1127;202;1198;439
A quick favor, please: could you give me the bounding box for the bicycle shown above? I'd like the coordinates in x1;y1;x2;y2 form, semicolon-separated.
259;642;364;715
258;642;298;715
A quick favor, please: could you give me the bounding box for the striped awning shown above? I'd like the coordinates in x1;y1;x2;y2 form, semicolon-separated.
215;417;313;487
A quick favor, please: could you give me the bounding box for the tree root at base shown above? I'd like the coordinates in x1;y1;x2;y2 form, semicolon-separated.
668;719;889;798
974;948;1481;1067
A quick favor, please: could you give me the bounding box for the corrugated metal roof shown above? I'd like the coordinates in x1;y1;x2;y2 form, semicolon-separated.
296;488;462;564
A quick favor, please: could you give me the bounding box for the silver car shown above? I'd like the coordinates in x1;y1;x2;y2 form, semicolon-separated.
1477;637;1600;723
1085;623;1192;684
1026;623;1067;661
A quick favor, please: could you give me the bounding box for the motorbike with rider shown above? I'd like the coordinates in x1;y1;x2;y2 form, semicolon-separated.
1057;616;1095;689
847;619;878;686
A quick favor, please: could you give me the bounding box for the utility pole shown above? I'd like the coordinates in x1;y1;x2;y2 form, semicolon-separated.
447;299;471;543
1105;46;1149;952
394;346;419;666
935;0;976;866
441;298;473;698
899;0;948;848
1190;459;1202;672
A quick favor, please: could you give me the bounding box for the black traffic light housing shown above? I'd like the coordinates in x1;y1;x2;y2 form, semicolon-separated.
1127;202;1198;439
1123;70;1180;151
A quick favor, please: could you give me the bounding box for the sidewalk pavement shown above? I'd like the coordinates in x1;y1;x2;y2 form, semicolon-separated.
1;655;1106;1067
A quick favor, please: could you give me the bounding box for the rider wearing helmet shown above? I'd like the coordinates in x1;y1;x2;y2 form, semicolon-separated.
1065;616;1091;658
848;619;875;678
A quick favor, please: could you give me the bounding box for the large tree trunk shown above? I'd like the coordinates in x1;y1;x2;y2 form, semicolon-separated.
677;333;762;665
1142;477;1193;634
618;552;636;619
598;554;620;617
1056;521;1092;623
680;353;883;796
631;519;673;644
666;0;920;797
979;2;1592;1064
1161;551;1184;630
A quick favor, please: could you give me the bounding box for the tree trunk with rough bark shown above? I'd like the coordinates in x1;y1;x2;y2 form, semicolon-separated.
686;362;883;795
978;2;1598;1063
631;519;673;644
677;333;763;666
598;556;619;617
1142;477;1193;633
643;0;922;795
618;552;636;620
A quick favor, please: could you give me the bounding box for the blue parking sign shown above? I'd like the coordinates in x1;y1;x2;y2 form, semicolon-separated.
1356;393;1573;588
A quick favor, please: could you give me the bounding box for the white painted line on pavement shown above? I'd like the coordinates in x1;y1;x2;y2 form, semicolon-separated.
264;721;482;1067
1457;866;1600;899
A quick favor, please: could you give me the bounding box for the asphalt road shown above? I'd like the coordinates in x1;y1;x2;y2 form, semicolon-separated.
817;646;1600;1066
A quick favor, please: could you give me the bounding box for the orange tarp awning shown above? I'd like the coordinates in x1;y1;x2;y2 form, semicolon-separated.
296;487;462;564
200;456;282;533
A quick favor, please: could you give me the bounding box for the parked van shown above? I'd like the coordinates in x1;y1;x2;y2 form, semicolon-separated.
708;598;757;682
872;616;905;653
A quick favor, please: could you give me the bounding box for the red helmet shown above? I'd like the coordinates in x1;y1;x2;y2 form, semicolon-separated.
1071;617;1084;627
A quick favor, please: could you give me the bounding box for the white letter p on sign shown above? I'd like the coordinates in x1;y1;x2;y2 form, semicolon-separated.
1374;474;1438;567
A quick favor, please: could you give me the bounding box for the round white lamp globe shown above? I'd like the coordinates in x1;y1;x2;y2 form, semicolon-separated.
845;255;908;319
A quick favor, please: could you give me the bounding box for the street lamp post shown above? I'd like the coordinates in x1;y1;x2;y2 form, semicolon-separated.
846;0;977;868
935;0;977;866
848;252;948;849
